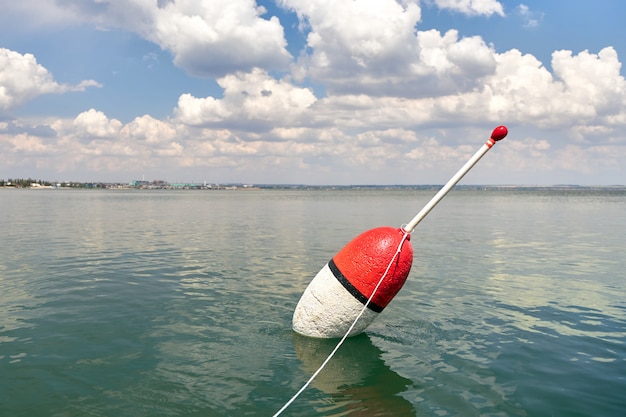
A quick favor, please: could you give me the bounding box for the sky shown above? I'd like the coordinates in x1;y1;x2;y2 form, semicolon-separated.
1;0;625;185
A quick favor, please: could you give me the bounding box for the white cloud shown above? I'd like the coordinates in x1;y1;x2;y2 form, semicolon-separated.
169;42;626;162
433;0;505;16
281;1;497;96
73;109;123;139
282;0;421;91
327;46;622;133
0;48;100;112
552;48;626;119
1;105;624;185
121;114;178;144
146;0;293;76
517;4;543;28
4;133;50;155
175;68;317;129
481;47;626;130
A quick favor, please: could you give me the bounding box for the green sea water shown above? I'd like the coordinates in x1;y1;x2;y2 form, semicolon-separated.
1;188;624;416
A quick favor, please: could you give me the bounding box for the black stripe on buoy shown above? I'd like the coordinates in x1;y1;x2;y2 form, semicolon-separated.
328;258;384;313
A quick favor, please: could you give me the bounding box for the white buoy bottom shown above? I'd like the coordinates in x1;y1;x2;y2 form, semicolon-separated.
292;263;379;338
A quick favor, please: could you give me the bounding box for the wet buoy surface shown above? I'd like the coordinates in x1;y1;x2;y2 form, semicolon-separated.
292;227;413;338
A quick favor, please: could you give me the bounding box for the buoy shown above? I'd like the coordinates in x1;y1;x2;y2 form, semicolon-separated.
292;227;413;338
292;126;508;339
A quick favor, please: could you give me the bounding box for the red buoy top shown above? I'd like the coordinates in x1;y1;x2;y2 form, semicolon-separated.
332;227;413;310
491;125;508;141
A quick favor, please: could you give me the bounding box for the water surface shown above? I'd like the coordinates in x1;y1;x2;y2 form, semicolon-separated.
1;189;624;416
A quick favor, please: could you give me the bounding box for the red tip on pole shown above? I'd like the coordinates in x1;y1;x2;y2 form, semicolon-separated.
491;125;508;142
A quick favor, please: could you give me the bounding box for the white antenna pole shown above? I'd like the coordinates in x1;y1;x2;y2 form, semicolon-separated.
403;126;508;234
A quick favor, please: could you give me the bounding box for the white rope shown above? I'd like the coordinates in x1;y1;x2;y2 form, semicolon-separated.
272;230;410;416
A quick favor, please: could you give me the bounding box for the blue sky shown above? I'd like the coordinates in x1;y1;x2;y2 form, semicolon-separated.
1;0;625;185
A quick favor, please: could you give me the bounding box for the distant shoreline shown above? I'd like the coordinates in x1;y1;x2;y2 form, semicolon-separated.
2;183;625;191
